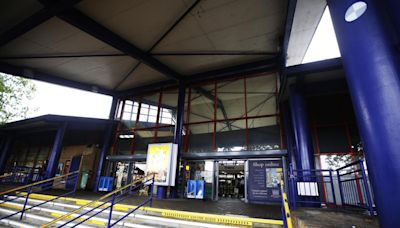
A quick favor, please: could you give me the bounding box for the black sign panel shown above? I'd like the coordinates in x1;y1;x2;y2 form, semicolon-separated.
247;160;283;202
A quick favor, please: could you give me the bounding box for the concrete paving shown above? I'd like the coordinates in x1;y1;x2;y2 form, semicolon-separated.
292;208;379;228
66;190;283;220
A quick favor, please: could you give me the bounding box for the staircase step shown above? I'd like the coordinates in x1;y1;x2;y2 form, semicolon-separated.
0;198;236;228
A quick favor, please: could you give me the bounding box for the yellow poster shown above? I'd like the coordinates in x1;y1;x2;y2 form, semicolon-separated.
146;143;176;186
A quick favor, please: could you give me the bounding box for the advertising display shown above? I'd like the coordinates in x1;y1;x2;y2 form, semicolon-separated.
247;159;283;203
146;143;178;186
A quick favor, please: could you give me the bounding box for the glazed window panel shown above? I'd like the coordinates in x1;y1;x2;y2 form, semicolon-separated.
247;117;281;150
217;79;245;119
189;84;215;123
184;73;281;153
114;88;178;155
246;75;277;117
187;123;214;153
216;120;246;151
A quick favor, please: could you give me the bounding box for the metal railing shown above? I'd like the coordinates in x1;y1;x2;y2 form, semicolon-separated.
0;171;80;221
289;160;375;215
289;166;336;209
336;159;374;214
0;173;12;180
41;174;155;228
1;166;41;185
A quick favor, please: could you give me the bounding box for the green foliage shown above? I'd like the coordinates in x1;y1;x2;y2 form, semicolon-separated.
324;142;364;169
0;73;36;124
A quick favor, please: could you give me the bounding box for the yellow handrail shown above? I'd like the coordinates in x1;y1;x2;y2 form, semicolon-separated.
41;174;154;228
0;171;80;197
280;180;293;228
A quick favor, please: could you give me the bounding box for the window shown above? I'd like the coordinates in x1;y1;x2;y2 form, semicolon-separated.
114;89;178;155
184;74;282;153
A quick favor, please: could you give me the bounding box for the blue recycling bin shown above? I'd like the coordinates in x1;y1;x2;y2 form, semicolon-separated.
195;180;205;199
187;180;196;198
187;180;205;199
98;176;113;192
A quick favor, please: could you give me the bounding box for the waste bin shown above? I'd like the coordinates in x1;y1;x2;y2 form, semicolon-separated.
98;176;113;192
80;171;89;190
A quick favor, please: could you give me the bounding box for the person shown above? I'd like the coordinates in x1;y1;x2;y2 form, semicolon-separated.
40;160;48;180
115;162;125;189
239;178;245;198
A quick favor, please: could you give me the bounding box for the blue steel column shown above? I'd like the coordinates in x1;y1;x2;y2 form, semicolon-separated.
46;122;68;178
94;97;118;192
328;1;400;227
283;103;299;207
289;84;315;171
0;136;13;173
283;103;297;169
384;0;400;38
108;97;118;119
170;82;186;198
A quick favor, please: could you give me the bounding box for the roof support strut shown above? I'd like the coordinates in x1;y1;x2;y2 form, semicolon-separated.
0;0;81;47
54;8;182;81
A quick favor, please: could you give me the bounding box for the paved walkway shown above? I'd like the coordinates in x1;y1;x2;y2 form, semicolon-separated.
69;190;283;220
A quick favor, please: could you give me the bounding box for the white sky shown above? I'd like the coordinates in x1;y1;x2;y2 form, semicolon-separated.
12;7;340;123
25;80;112;120
302;7;341;63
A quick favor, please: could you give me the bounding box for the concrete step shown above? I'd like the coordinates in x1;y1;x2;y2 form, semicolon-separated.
0;197;236;228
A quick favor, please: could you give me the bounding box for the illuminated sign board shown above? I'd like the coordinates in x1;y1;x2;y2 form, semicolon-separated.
146;143;178;186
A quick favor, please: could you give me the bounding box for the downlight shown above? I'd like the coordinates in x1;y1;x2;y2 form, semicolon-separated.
345;1;367;22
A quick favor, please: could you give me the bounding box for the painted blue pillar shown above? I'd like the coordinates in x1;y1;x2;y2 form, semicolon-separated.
384;0;400;39
94;97;118;192
328;1;400;227
94;121;115;192
0;136;13;173
108;97;118;119
45;122;67;179
283;103;297;169
170;82;186;198
289;84;315;171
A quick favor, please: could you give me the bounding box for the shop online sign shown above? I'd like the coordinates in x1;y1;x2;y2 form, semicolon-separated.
146;143;178;186
247;159;283;202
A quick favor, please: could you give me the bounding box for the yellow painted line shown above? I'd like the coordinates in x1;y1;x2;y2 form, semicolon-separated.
0;202;105;226
41;175;154;228
280;180;293;228
27;193;283;226
50;212;106;226
1;203;23;210
282;192;293;228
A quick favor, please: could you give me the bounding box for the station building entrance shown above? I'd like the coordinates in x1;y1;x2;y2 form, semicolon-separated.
106;150;287;203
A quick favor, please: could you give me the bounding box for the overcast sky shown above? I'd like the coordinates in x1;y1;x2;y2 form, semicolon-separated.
26;81;112;120
17;6;340;122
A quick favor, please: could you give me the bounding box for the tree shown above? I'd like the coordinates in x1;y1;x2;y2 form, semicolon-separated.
0;73;36;124
324;142;364;169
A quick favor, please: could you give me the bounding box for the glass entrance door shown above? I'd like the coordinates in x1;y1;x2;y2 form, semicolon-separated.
218;160;245;200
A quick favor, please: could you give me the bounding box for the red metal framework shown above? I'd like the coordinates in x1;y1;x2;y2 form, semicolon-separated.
113;72;281;155
183;73;281;152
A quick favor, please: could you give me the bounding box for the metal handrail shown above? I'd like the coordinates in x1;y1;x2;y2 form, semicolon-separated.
41;174;154;228
0;170;79;197
336;159;364;171
0;171;80;221
280;180;293;228
0;173;12;179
